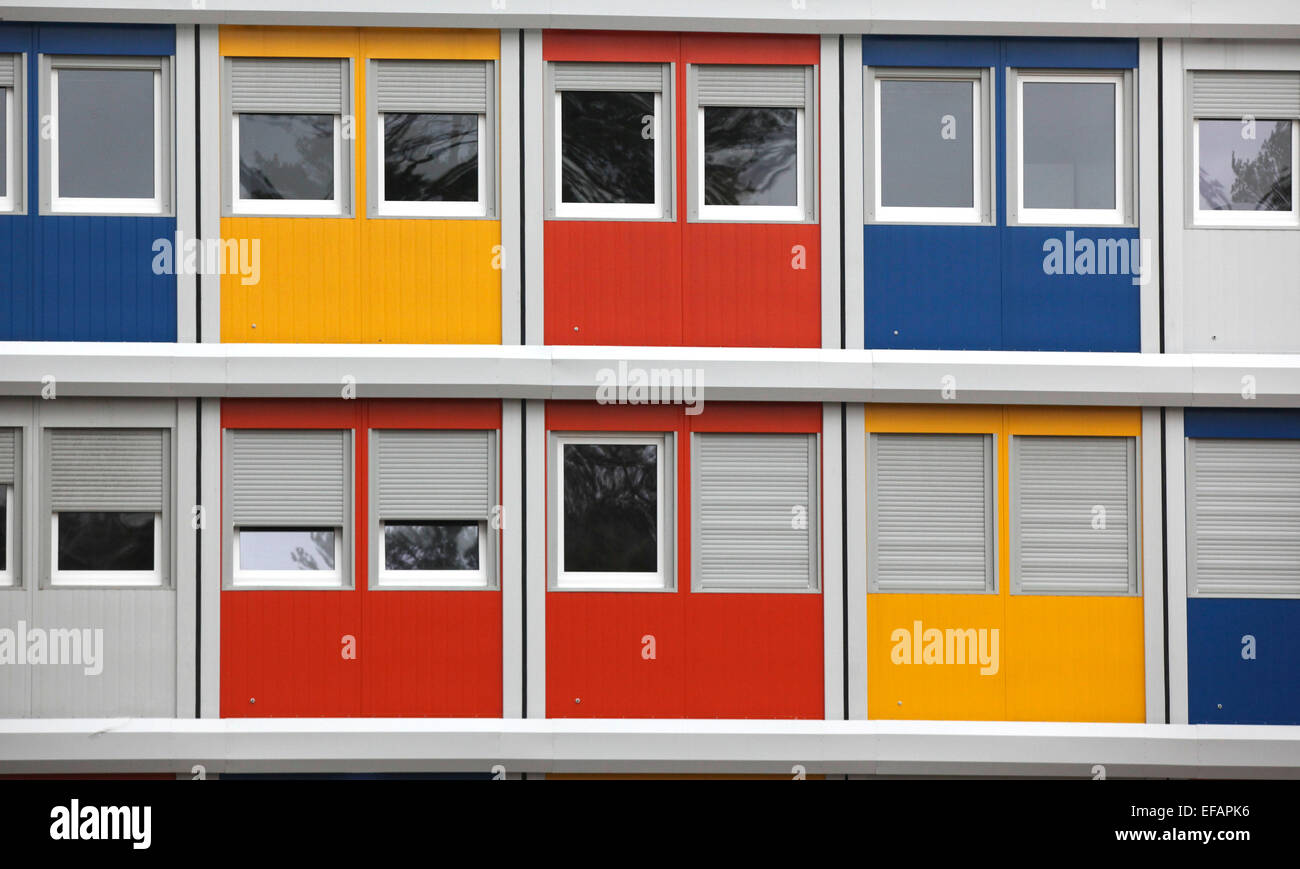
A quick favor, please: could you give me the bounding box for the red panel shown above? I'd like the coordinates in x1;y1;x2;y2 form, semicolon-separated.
689;402;822;433
543;30;679;62
680;32;820;65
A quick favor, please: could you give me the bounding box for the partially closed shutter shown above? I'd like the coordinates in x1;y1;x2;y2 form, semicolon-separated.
1188;438;1300;597
230;430;347;526
1191;70;1300;118
49;429;165;512
1012;436;1137;595
696;65;809;107
0;430;13;485
869;433;994;593
694;433;817;591
0;55;15;89
229;57;345;113
553;62;664;92
375;60;489;114
374;430;492;520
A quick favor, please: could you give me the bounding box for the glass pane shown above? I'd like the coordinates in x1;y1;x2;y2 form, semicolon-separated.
563;443;658;573
1198;119;1293;212
880;79;974;209
561;90;655;204
57;512;154;572
57;69;155;200
238;528;335;571
238;113;335;201
1;89;7;198
704;106;797;207
1022;81;1116;210
384;521;480;571
383;112;478;202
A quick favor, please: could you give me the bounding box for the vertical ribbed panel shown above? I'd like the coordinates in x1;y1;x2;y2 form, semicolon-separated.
1188;439;1300;597
375;60;488;113
49;429;164;511
694;433;816;590
230;429;347;526
0;429;14;484
230;57;344;113
1013;436;1136;595
1192;70;1300;117
374;429;491;519
696;64;808;107
869;433;994;593
553;62;664;91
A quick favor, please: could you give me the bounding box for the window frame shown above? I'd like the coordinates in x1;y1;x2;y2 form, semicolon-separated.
49;511;164;588
1009;69;1133;227
0;484;12;587
40;54;173;217
0;53;24;215
550;432;675;592
866;66;993;226
1192;117;1300;228
231;526;345;589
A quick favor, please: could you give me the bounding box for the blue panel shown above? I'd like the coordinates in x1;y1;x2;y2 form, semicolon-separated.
1188;598;1300;725
862;36;1000;68
0;23;34;52
37;23;174;56
1185;409;1300;440
864;225;1001;349
1003;37;1138;69
1002;227;1141;351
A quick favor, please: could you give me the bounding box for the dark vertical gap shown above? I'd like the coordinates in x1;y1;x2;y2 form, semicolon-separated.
838;35;846;352
518;34;527;347
193;25;203;721
1157;39;1170;724
194;24;202;346
1160;408;1170;724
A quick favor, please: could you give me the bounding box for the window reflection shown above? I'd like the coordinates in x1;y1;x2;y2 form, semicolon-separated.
1199;119;1293;212
703;106;797;207
384;112;478;202
239;113;335;201
384;521;480;571
563;443;658;573
238;528;336;571
57;512;154;571
561;91;656;204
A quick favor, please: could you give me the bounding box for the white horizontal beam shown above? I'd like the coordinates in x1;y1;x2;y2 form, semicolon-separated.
1;718;1298;777
2;342;1299;407
1;0;1300;39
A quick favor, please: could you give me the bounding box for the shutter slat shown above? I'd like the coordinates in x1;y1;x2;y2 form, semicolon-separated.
50;430;164;512
0;55;15;89
375;430;491;520
0;430;14;485
1189;439;1300;597
230;430;346;526
230;57;344;113
695;433;816;591
697;64;808;107
553;62;664;92
1192;70;1300;118
376;60;488;113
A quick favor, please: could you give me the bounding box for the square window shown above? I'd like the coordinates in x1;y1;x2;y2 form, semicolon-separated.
1194;119;1298;226
51;512;162;587
233;526;343;587
238;113;338;202
703;105;798;207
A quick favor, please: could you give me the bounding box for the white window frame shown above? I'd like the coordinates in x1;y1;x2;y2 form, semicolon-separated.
376;519;488;588
554;90;665;220
231;526;344;589
231;112;345;217
1015;72;1126;227
375;111;487;218
50;512;163;588
0;85;15;214
555;433;669;591
47;61;168;216
0;486;13;587
697;104;806;223
872;72;985;225
1192;117;1300;228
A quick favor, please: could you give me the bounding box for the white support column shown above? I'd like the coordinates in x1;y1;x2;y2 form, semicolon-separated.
1137;38;1162;355
499;30;523;347
821;402;844;719
1160;39;1184;354
198;24;222;344
842;36;865;351
1141;406;1166;723
522;30;545;345
845;401;867;718
175;25;198;344
175;398;198;717
820;35;842;351
524;398;547;717
198;397;222;718
501;399;523;718
1164;408;1189;724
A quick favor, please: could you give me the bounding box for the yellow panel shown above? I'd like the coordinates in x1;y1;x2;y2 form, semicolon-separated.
360;28;500;60
220;26;360;57
1005;596;1145;722
1007;406;1141;436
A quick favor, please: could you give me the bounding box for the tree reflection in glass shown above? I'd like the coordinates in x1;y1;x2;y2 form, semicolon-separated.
561;91;656;204
238;528;335;571
239;113;335;200
703;106;797;207
57;512;154;571
1199;119;1293;211
384;521;480;571
563;443;657;573
383;112;478;202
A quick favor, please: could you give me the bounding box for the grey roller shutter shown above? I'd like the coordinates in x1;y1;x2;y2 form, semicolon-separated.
375;430;492;520
49;429;164;512
694;433;817;591
0;430;14;484
1191;70;1300;118
1188;438;1300;597
0;55;15;89
553;62;664;92
869;433;994;593
697;64;808;107
230;57;345;113
1012;436;1136;595
375;60;488;113
230;429;347;526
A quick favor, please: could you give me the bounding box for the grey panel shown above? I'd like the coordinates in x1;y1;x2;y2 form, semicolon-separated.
229;429;347;526
1012;436;1137;595
375;59;488;113
0;591;30;716
56;68;156;200
553;62;663;92
230;57;344;113
49;429;164;512
375;429;491;519
696;64;808;107
1022;80;1116;211
0;55;13;89
0;429;13;484
1191;70;1300;118
868;433;994;593
693;433;817;591
879;78;975;209
1188;439;1300;597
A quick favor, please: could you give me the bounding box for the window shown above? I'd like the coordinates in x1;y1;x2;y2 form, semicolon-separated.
1010;436;1138;596
1012;71;1131;226
692;433;818;592
1191;71;1300;227
370;429;495;589
369;60;495;218
46;429;168;588
548;62;671;220
0;429;14;587
868;433;995;593
1187;438;1300;597
227;429;350;588
41;56;171;216
552;434;672;590
867;68;990;224
0;54;22;214
226;57;350;217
